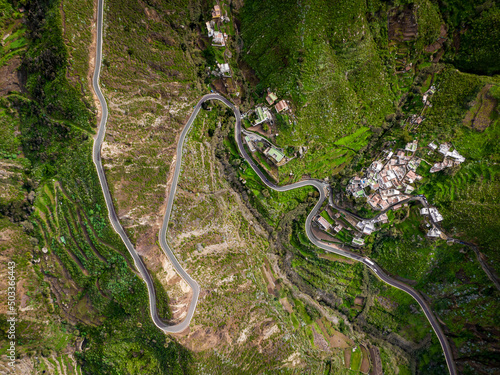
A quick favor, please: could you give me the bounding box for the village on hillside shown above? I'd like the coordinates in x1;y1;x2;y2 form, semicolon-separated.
313;138;465;247
203;2;466;250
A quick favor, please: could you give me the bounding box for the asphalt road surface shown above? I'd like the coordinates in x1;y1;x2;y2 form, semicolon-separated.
91;0;456;372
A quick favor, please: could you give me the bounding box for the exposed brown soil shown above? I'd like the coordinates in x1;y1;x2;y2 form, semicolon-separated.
316;318;352;349
248;124;272;137
212;78;229;96
360;345;370;374
344;348;352;368
463;84;497;131
432;48;445;63
0;55;23;97
425;24;448;53
312;227;340;242
369;346;383;375
280;297;293;313
261;259;277;294
312;326;330;351
473;90;497;131
354;296;365;306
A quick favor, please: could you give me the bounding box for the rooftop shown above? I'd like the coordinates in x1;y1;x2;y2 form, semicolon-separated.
317;216;331;230
266;147;285;163
352;238;365;246
275;100;289;113
212;31;227;46
212;5;221;18
266;92;278;105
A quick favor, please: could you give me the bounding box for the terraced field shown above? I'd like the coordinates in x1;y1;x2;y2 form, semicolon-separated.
419;162;500;272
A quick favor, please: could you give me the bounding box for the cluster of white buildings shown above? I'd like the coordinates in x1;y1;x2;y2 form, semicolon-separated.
217;62;231;77
347;140;423;211
422;206;445;238
420;207;443;222
428;142;465;173
206;5;229;46
355;212;389;236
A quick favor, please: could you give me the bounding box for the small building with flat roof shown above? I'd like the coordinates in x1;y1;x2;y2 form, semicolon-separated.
378;213;388;224
255;107;271;125
266;92;278;105
212;5;221;18
333;224;343;232
427;227;441;238
352;237;365;246
405;140;418;152
206;21;214;37
217;62;231;77
316;216;331;230
429;207;443;222
438;143;451;155
244;136;256;152
212;31;227;46
265;147;285;163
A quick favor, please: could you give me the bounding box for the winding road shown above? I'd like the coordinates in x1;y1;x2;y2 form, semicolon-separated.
91;0;456;373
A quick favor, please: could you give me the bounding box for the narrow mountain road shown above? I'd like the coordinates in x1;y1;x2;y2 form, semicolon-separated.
92;0;198;333
91;0;456;373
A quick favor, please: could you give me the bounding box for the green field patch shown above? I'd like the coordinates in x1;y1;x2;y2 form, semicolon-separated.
349;346;362;371
320;210;334;225
334;127;371;150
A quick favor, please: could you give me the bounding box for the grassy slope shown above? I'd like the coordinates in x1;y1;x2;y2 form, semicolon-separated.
240;0;396;180
0;1;82;371
440;0;500;75
99;0;205;247
169;107;334;373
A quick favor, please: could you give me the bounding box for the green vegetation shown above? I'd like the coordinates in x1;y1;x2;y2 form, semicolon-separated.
0;0;192;372
349;346;362;371
419;162;500;273
96;0;213;249
1;0;499;373
441;1;500;75
369;206;434;280
421;67;484;139
453;7;500;75
206;104;314;226
240;0;395;179
320;210;334;225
